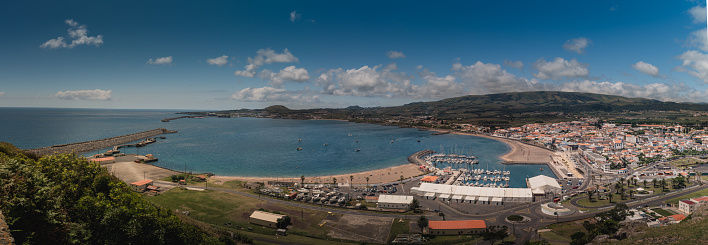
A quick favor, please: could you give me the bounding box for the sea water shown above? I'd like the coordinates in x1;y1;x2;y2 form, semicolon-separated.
0;107;554;187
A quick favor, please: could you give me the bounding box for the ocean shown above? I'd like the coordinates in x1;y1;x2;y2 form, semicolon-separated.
0;107;554;187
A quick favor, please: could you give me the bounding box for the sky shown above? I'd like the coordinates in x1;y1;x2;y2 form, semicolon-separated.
2;1;708;110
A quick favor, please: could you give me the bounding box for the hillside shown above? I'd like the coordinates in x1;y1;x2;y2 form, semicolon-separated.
190;91;708;127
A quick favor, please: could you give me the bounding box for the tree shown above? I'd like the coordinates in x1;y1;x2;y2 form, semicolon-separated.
332;177;337;186
417;216;429;235
276;216;291;229
350;175;354;185
301;175;305;186
482;225;509;245
607;193;613;203
366;177;369;187
660;179;667;191
671;178;677;189
614;182;623;194
676;176;687;188
400;175;404;184
652;179;658;188
643;179;648;188
628;189;635;199
410;198;420;211
587;190;594;202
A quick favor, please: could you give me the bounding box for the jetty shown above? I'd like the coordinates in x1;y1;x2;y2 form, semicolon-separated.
26;128;177;156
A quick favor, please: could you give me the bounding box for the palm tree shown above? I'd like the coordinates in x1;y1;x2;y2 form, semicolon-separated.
671;178;677;189
350;175;354;185
652;179;658;188
400;175;404;185
410;198;420;211
660;179;667;191
301;175;305;186
615;182;622;194
632;178;637;186
643;179;648;188
628;189;635;199
417;216;429;235
587;190;594;202
626;178;632;187
332;177;337;186
366;177;369;187
607;193;614;203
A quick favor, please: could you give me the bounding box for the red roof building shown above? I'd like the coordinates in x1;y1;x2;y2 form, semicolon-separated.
421;176;439;183
428;220;486;235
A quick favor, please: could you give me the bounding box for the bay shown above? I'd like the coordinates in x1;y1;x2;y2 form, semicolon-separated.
0;107;554;187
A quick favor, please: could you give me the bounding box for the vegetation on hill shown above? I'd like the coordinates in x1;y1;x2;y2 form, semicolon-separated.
188;91;708;127
0;142;228;244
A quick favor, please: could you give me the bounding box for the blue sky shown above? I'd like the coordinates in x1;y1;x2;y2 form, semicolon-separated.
2;1;708;110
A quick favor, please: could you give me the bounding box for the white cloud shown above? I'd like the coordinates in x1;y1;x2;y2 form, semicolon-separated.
386;51;406;59
290;11;301;22
234;48;299;77
55;89;112;100
678;50;708;83
206;55;228;66
40;19;103;49
689;5;707;23
453;61;542;94
317;65;412;97
147;56;173;65
557;80;703;102
231;86;319;103
503;60;524;69
413;68;466;99
631;61;660;77
0;92;5;96
687;28;708;52
533;57;589;80
562;37;591;54
259;66;310;88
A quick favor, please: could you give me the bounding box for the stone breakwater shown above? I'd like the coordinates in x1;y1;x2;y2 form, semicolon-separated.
26;128;177;156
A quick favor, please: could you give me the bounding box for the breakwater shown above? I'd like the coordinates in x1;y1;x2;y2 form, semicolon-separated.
408;149;436;165
26;128;177;156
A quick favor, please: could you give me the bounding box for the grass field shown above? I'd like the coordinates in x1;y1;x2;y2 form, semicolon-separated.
387;218;411;243
666;186;708;204
651;208;674;217
539;218;594;243
143;187;336;242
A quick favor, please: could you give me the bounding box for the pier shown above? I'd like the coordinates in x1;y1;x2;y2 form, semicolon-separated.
26;128;177;156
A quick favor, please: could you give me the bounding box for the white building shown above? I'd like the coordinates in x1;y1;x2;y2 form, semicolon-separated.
411;183;533;204
526;175;562;197
377;194;414;209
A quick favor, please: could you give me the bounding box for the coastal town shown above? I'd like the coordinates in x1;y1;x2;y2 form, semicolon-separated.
49;113;708;244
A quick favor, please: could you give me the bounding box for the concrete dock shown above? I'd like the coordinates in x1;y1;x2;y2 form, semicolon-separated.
26;128;177;156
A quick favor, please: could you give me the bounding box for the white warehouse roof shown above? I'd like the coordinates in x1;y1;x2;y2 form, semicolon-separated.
377;194;414;204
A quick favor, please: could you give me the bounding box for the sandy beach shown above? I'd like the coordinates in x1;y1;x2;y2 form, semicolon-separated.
212;163;424;186
451;132;553;163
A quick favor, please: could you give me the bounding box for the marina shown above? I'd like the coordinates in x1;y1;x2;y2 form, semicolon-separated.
423;153;512;188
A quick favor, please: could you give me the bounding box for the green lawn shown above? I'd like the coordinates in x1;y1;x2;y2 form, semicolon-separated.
666;186;708;204
651;208;674;217
539;218;594;242
387;218;411;243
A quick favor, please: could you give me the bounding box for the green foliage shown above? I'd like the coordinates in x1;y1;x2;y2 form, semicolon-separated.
571;204;633;244
482;225;508;244
0;149;224;244
417;216;428;234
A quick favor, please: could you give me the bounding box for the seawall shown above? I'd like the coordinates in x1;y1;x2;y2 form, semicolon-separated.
25;128;177;156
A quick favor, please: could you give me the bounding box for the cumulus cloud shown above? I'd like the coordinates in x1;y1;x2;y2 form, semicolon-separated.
412;68;466;99
503;60;524;69
55;89;112;100
40;19;103;49
687;28;708;52
234;48;299;77
678;50;708;83
689;5;707;23
631;61;660;77
147;56;173;65
317;65;412;97
557;80;704;102
386;51;406;59
533;57;589;80
453;61;542;94
290;11;301;22
206;55;228;66
231;86;319;103
563;37;591;54
259;66;310;88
